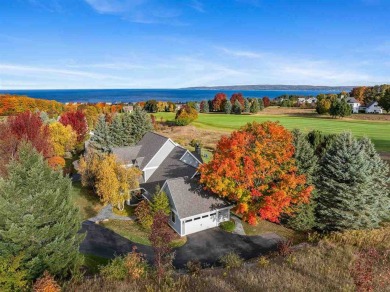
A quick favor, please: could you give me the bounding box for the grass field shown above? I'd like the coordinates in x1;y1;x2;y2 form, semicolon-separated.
154;112;390;152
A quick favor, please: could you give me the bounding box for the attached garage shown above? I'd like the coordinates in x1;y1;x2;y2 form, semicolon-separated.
162;177;233;236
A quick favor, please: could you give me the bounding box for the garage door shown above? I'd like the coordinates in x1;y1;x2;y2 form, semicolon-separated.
183;213;218;235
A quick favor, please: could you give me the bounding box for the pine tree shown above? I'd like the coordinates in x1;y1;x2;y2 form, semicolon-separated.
110;114;125;147
224;100;232;114
151;185;170;215
91;115;111;152
130;106;153;144
258;98;264;111
315;132;386;231
0;143;83;281
287;129;318;231
244;98;250;113
359;137;390;221
250;98;260;113
122;112;134;146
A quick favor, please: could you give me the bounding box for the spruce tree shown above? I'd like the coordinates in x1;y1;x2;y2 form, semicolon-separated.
203;100;210;113
233;100;242;114
224;100;232;114
91;114;111;152
250;98;260;113
151;185;170;216
122;111;134;146
244;98;250;113
359;137;390;221
130;105;153;144
315;132;386;231
287;129;318;231
0;143;83;281
110;114;125;147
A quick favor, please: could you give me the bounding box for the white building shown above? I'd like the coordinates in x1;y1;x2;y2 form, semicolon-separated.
365;101;383;114
346;97;361;114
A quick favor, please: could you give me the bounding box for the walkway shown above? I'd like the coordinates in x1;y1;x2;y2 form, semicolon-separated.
88;204;135;223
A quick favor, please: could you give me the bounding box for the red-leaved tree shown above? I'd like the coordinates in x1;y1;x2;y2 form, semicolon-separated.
262;96;270;108
199;121;313;225
59;110;88;143
212;93;227;112
149;211;175;284
230;93;245;108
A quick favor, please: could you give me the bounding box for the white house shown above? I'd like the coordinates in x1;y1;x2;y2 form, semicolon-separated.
365;101;383;114
346;97;361;114
111;132;233;236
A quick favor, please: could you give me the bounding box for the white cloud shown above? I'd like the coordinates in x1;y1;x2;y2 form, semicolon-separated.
189;0;205;13
217;47;266;59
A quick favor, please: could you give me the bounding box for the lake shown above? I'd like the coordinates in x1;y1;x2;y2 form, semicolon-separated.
0;89;338;103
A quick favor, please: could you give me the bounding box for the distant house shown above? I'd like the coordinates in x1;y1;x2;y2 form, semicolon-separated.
123;105;133;113
297;97;306;104
175;103;183;111
365;101;383;114
111;132;233;236
306;97;317;104
346;97;361;114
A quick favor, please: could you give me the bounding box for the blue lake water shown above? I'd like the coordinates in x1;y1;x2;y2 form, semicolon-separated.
0;89;338;103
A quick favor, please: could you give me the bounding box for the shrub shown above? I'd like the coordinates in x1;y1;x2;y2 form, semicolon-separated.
277;239;293;257
124;247;149;280
219;252;243;269
219;220;235;233
175;105;198;126
135;201;153;230
33;271;61;292
186;260;202;275
257;256;270;267
100;257;128;281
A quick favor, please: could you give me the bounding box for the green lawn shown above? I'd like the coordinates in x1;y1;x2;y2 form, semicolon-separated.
154;112;390;152
112;204;136;217
100;219;187;248
71;181;103;220
82;253;110;274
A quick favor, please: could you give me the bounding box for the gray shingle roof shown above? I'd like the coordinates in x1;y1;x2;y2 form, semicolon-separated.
112;145;141;165
140;146;198;198
165;177;231;219
347;97;359;104
135;132;170;169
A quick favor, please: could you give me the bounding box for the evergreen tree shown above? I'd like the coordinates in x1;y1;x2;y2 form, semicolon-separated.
378;88;390;113
224;100;232;114
110;114;125;147
287;129;318;231
258;98;264;111
91;115;111;152
315;132;387;231
359;137;390;221
233;100;242;114
0;144;83;281
329;99;352;118
244;98;250;113
202;100;210;113
130;106;153;144
122;112;134;146
151;185;170;216
250;98;260;113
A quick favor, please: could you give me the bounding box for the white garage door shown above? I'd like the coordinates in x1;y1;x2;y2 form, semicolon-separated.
183;212;218;235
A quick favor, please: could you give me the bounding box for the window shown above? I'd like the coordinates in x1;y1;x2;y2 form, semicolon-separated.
185;219;192;223
202;215;208;218
194;217;200;221
171;211;175;223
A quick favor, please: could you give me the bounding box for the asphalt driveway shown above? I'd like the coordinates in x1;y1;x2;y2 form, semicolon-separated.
80;220;282;268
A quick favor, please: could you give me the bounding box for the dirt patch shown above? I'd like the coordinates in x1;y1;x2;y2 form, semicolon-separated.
260;107;317;115
349;114;390;121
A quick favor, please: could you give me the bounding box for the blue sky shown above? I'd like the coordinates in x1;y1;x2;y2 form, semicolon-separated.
0;0;389;89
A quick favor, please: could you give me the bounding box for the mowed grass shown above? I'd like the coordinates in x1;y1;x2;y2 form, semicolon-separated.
71;182;103;220
155;112;390;152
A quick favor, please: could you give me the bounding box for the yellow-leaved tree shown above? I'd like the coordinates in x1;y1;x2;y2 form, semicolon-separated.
49;122;77;156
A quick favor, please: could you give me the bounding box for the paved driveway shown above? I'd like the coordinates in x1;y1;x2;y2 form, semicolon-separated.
80;221;282;268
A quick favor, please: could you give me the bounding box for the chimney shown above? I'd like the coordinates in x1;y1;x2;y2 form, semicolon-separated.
195;143;201;156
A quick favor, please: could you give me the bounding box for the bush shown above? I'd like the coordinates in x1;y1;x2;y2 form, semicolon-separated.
135;201;153;230
219;252;243;269
33;271;61;292
124;247;149;280
186;260;202;275
219;220;235;232
175;105;198;126
277;239;293;257
100;257;128;281
257;256;270;267
47;156;66;170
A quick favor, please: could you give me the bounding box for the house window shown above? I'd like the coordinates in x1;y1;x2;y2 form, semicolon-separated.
202;215;208;218
171;211;175;223
185;219;192;223
194;217;200;221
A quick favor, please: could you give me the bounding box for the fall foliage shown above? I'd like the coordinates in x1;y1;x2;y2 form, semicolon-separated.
212;93;227;111
230;93;245;108
47;156;66;170
262;96;271;108
175;105;198;126
33;271;61;292
199;121;313;224
59;110;88;143
49;122;77;156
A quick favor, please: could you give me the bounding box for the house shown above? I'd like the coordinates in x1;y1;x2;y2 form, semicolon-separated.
346;97;361;114
123;105;133;113
111;132;233;236
306;97;317;104
365;101;383;114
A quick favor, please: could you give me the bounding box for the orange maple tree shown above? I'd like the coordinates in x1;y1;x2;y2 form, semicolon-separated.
199;121;313;224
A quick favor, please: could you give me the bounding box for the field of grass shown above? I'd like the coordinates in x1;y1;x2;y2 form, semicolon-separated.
154;112;390;152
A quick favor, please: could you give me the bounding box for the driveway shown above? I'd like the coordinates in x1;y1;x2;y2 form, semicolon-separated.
80;221;282;268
